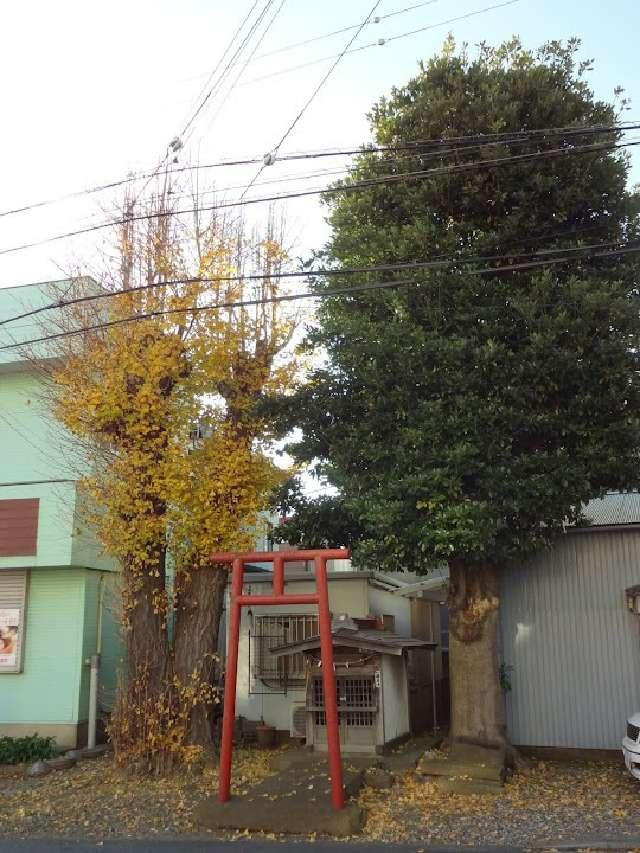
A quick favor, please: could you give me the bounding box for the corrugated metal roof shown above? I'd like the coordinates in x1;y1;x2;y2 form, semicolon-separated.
580;492;640;527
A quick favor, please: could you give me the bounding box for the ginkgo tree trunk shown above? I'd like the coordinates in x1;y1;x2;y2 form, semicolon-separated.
42;188;296;772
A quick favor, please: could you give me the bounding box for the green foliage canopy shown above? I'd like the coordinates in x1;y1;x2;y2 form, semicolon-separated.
272;38;640;572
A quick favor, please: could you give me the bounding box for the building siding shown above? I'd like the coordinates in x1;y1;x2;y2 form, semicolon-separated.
0;568;85;728
0;282;121;744
500;529;640;750
0;362;79;571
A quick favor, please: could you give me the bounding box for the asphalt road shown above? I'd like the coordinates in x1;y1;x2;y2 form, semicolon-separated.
0;842;522;853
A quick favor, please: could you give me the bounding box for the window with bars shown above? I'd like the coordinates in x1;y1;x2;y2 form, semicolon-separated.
252;614;319;682
311;676;376;727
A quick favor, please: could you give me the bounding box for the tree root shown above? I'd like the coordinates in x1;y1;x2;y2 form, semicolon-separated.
505;742;534;775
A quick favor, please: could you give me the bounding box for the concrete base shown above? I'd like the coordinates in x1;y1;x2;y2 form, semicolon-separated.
272;751;375;773
271;732;441;776
195;766;365;837
0;722;84;749
384;732;442;773
419;742;505;794
520;744;623;763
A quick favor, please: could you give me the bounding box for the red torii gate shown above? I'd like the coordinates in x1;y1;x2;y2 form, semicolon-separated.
212;548;350;811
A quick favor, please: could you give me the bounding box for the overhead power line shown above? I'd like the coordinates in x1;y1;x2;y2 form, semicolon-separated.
178;0;263;143
1;221;626;336
3;244;639;351
1;122;637;222
197;0;289;142
2;238;635;330
253;0;443;60
3;239;630;329
1;136;637;258
240;0;383;199
136;126;637;207
132;3;273;209
243;0;522;86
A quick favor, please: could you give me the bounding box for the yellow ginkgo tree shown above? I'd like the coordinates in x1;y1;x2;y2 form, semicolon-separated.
45;189;297;773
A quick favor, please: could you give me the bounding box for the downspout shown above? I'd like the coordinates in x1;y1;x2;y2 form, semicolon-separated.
87;573;105;749
431;604;438;732
431;648;437;733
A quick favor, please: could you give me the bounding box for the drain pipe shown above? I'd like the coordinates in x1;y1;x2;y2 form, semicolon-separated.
431;648;438;733
87;654;100;749
87;574;105;750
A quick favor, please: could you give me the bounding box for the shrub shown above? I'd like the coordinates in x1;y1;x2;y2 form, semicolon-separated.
0;733;57;765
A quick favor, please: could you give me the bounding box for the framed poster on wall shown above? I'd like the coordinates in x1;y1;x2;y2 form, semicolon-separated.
0;571;27;673
0;608;21;668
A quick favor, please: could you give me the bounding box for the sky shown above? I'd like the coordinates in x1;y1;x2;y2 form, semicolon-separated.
0;0;638;293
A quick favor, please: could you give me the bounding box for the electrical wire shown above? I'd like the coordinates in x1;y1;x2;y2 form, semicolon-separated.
3;245;639;351
254;0;443;59
134;0;273;218
179;0;262;142
1;122;637;222
180;0;281;216
182;0;281;152
1;136;637;259
198;0;289;143
142;1;273;200
240;0;383;200
242;0;522;86
6;137;638;261
153;126;640;208
10;126;636;255
1;239;633;329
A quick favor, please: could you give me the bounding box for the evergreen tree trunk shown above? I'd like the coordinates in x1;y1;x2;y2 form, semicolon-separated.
448;560;505;748
173;564;227;749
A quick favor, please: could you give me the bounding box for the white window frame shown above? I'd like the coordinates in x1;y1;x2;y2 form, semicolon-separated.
0;569;28;674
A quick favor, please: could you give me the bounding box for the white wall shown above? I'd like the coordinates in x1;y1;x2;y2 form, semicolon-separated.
381;655;410;742
368;585;413;635
232;575;421;731
233;575;370;729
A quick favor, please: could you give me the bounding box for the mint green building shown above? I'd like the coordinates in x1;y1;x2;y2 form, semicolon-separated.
0;281;121;749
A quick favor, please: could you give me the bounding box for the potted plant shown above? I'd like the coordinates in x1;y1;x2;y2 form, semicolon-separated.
255;718;276;749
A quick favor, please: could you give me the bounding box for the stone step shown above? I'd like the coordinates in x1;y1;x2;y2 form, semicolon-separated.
419;758;504;782
447;742;506;766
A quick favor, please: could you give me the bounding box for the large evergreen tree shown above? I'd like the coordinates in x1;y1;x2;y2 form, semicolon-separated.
272;38;640;748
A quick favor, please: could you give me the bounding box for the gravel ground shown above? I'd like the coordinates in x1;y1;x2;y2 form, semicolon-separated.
1;751;640;846
0;749;272;842
359;758;640;847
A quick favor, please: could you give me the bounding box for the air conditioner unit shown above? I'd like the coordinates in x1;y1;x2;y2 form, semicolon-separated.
290;703;308;739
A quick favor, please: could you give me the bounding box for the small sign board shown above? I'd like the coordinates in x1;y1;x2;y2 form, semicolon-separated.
0;570;27;673
0;608;21;669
